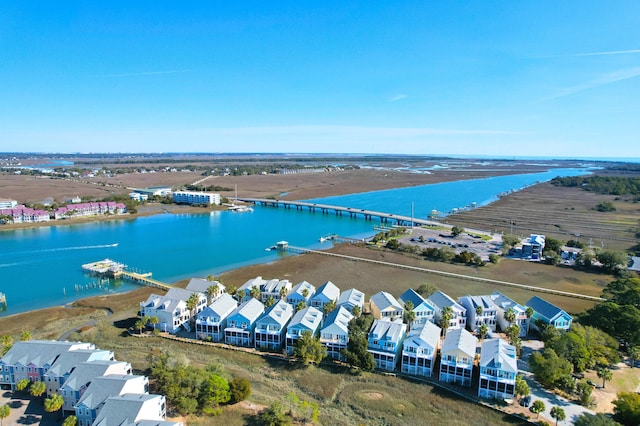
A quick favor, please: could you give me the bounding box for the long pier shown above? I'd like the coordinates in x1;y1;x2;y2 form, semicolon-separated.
82;259;173;291
237;197;442;228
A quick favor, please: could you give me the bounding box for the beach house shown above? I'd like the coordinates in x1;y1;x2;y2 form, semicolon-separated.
490;291;529;337
237;277;267;302
525;296;573;331
320;306;354;360
428;291;467;331
522;234;545;260
478;338;518;400
398;289;436;326
309;280;340;312
367;319;406;371
254;300;294;351
401;321;441;377
336;288;365;314
369;291;403;321
93;394;179;426
259;278;293;303
43;349;114;397
458;295;498;334
285;306;323;355
286;281;316;307
195;293;237;342
439;328;477;387
185;278;226;302
224;298;265;347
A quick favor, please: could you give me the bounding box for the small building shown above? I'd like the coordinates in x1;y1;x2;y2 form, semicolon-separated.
254;300;294;351
320;306;354;361
224;298;265;347
195;294;237;342
490;291;529;337
132;186;172;197
336;288;365;314
93;393;178;426
401;321;440;377
286;281;316;307
478;338;518;400
309;280;340;312
525;296;572;331
285;306;323;355
172;190;220;205
522;234;545;260
457;295;498;334
398;289;436;326
367;319;406;371
427;291;467;331
369;291;403;321
0;198;18;209
439;328;477;387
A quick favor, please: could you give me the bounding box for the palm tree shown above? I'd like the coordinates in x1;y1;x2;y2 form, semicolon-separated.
134;318;146;334
629;346;640;368
16;378;30;392
62;415;78;426
475;305;483;317
146;316;159;330
44;394;64;419
440;306;453;335
302;288;310;298
0;404;10;426
525;306;534;319
227;284;237;296
404;301;415;324
30;381;46;398
352;305;362;318
206;284;220;304
20;330;32;341
478;323;489;340
504;308;516;325
550;406;566;426
323;300;337;316
235;288;245;301
597;366;613;389
279;286;289;300
206;274;215;282
186;293;200;322
295;301;306;312
265;296;276;308
250;286;261;300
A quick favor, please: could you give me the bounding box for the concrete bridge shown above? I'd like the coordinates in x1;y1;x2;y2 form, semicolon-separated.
236;197;441;227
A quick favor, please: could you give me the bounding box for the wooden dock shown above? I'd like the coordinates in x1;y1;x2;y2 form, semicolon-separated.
82;259;173;291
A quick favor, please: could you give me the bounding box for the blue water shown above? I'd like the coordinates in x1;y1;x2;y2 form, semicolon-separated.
0;167;590;317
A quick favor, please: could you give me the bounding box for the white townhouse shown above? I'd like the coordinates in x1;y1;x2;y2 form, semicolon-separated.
75;374;149;426
398;288;436;326
254;300;294;351
185;278;226;302
427;291;467;331
195;294;237;342
44;349;114;397
309;280;340;312
286;281;316;307
61;360;132;412
260;278;293;303
367;319;407;371
172;190;220;206
93;394;180;426
526;296;573;331
490;291;529;337
224;298;265;347
285;306;323;355
369;291;403;321
401;321;441;377
336;288;365;314
140;288;207;334
458;294;498;334
478;338;518;400
439;328;478;387
320;306;354;361
0;340;95;391
237;277;267;302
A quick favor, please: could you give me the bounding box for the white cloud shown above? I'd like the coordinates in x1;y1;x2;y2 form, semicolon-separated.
96;70;190;77
574;49;640;57
547;66;640;100
388;94;408;102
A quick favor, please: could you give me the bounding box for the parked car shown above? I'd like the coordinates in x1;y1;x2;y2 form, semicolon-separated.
519;396;531;407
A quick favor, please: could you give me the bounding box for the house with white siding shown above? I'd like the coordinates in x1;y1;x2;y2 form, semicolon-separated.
401;321;441;377
140;288;207;334
439;328;477;387
286;281;316;307
336;288;365;314
490;291;529;337
260;278;293;303
61;360;132;412
185;278;226;302
320;306;353;360
93;394;179;426
478;338;518;400
367;319;406;371
237;277;266;302
75;374;149;426
369;291;403;321
224;298;265;347
195;294;237;342
254;300;294;351
44;349;114;397
427;291;467;331
398;289;436;326
458;294;498;334
285;306;323;355
309;281;340;312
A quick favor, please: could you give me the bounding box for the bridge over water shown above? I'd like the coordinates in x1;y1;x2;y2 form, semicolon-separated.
236;197;442;228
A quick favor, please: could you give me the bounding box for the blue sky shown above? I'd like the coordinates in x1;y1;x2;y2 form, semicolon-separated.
1;1;639;157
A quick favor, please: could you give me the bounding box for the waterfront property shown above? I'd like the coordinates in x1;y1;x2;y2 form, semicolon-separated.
286;281;316;306
458;295;498;334
439;328;477;387
401;321;441;377
1;205;51;223
320;306;354;361
369;291;403;321
93;393;174;426
428;291;467;331
367;319;406;371
478;338;517;400
259;278;293;303
186;278;226;302
522;234;545;260
75;374;149;426
309;280;340;312
336;288;365;314
225;298;265;347
490;291;529;337
60;360;132;412
43;349;114;397
254;299;293;351
526;296;573;331
140;288;207;334
195;294;238;342
172;190;220;205
285;306;323;355
237;277;266;302
399;288;436;326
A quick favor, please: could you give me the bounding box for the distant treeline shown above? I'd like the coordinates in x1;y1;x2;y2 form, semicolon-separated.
184;184;233;192
551;176;640;196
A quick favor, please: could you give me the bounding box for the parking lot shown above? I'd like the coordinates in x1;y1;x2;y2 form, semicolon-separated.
399;226;503;261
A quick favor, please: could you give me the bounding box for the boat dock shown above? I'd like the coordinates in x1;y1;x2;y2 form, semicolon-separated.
0;292;6;311
82;259;173;291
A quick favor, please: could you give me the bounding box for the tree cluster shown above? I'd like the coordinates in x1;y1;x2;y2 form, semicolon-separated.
292;330;326;365
551;176;640;196
341;315;375;371
542;324;619;372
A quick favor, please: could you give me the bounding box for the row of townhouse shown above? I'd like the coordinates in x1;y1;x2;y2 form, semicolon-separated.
55;202;127;219
0;340;180;426
0;206;51;223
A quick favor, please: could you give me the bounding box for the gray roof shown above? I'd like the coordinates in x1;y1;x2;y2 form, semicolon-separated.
404;321;441;351
525;296;570;322
290;281;316;299
93;394;165;426
257;300;293;328
63;360;130;392
370;291;403;312
238;276;266;295
288;306;323;333
489;291;526;313
441;328;477;358
398;289;426;308
0;340;94;368
77;374;148;410
261;278;292;294
185;278;225;294
480;339;518;373
164;287;204;301
629;256;640;272
337;288;365;308
46;349;113;377
230;298;265;323
428;291;465;313
198;294;237;321
458;295;497;311
141;293;184;313
322;306;354;335
310;281;340;303
369;319;406;344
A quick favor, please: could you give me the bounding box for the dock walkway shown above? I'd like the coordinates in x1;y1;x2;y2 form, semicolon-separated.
82;259;173;291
